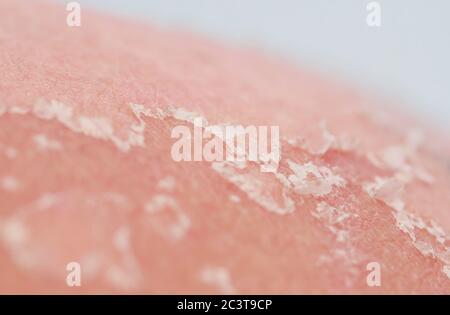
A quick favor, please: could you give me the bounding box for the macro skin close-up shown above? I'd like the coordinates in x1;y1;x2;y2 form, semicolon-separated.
0;0;450;295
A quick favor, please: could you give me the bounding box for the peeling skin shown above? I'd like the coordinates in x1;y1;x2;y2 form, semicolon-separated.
211;161;295;215
1;219;28;247
313;202;353;244
313;202;355;226
3;100;146;152
144;194;191;241
287;121;357;156
0;191;142;289
4;147;17;159
108;226;142;290
444;266;450;279
286;160;346;197
364;176;450;279
33;133;62;151
1;175;21;192
229;194;241;203
0;0;450;293
157;176;176;191
200;266;236;294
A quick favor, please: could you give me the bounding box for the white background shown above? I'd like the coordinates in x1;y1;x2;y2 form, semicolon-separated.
58;0;450;128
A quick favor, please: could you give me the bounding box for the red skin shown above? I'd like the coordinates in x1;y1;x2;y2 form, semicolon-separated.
0;0;449;293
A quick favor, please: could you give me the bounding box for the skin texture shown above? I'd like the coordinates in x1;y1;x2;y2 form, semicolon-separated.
0;0;449;294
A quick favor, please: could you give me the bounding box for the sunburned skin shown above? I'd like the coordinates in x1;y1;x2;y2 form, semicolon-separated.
0;0;449;293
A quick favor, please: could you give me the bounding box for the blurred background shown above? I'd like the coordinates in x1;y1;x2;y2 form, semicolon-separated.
56;0;450;128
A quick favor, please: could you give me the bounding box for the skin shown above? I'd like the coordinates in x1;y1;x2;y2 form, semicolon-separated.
0;0;449;294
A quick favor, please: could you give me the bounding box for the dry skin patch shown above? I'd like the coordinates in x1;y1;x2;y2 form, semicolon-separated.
0;0;449;293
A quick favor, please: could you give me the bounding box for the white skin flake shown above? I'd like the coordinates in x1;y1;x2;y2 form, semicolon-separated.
5;100;282;176
33;133;62;151
211;161;295;215
1;175;20;192
157;176;176;191
2;192;141;288
106;264;140;290
427;221;447;245
145;194;191;241
78;116;115;140
108;226;142;290
32;99;73;121
130;103;208;127
200;266;236;294
287;160;345;197
79;253;104;277
367;129;434;184
229;194;241;203
313;202;357;246
363;177;405;211
171;107;208;125
113;226;131;253
4;147;17;159
413;241;435;258
1;219;28;247
313;202;353;225
4;100;147;152
443;266;450;280
0;219;37;269
364;175;450;278
285;121;356;155
413;167;434;184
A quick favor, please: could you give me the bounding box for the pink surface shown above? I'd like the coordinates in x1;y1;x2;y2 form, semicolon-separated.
0;0;449;293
